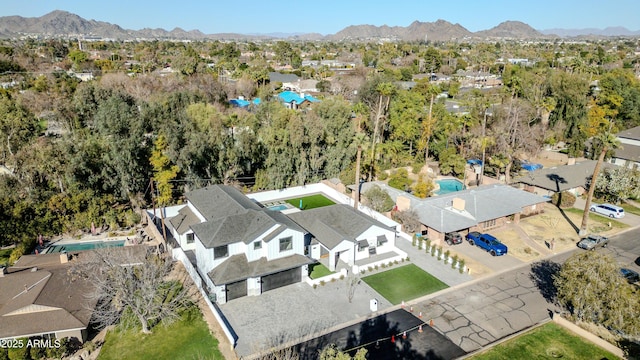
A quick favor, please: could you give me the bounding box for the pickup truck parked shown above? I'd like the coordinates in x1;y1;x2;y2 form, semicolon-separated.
466;231;508;256
577;235;609;250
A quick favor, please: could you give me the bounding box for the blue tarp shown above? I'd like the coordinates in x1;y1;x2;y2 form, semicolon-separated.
467;159;483;166
521;161;543;171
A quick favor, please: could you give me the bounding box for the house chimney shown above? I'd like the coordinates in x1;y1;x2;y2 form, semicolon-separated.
60;253;69;264
452;198;466;211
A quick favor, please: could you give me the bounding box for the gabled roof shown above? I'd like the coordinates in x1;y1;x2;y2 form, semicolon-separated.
185;185;305;248
616;126;640;141
208;253;313;285
269;72;299;83
288;204;393;250
514;160;616;192
612;144;640;163
186;185;262;221
168;206;199;235
0;261;96;339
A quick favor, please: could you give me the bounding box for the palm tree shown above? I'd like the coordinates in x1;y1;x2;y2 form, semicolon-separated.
579;130;621;236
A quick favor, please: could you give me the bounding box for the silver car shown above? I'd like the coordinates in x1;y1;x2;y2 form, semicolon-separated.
577;235;609;250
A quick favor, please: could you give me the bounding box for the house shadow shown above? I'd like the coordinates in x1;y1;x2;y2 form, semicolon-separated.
546;173;580;234
529;259;561;304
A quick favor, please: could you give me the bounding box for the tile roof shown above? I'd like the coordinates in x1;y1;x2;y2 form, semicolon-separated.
207;253;313;285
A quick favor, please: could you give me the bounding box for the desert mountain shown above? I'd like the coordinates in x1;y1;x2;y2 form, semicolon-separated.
0;10;635;41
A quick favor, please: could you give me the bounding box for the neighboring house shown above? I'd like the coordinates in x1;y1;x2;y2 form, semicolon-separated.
288;204;396;271
0;253;97;343
513;160;617;197
282;79;319;93
229;97;261;109
165;185;313;304
357;182;548;242
277;91;320;109
269;72;299;84
611;126;640;169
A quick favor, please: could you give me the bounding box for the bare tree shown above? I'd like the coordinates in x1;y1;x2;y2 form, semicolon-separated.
393;209;421;234
71;247;191;333
347;273;361;303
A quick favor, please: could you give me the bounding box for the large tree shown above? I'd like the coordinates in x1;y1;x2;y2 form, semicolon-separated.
554;251;640;338
72;247;191;333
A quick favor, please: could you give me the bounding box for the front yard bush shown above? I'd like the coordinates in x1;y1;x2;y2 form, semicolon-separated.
551;191;576;208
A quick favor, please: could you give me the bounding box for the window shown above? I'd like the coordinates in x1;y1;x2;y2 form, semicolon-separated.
214;245;228;259
186;233;195;244
279;236;293;252
254;241;262;250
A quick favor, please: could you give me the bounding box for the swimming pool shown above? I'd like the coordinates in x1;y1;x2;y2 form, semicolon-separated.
435;179;465;195
46;240;126;253
268;204;290;211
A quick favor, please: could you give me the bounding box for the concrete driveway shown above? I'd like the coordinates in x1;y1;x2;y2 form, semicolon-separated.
451;239;524;272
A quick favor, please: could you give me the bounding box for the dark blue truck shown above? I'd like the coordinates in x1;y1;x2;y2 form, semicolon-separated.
466;231;508;256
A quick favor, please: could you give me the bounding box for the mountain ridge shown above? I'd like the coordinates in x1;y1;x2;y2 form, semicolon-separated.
0;10;637;41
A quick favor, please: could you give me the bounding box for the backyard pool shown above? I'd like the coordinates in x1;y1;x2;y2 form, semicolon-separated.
268;204;290;211
46;240;126;253
435;179;465;195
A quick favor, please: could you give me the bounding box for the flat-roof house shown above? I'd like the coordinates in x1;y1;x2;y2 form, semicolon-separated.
357;182;548;242
611;126;640;169
166;185;313;304
0;253;97;343
288;204;396;271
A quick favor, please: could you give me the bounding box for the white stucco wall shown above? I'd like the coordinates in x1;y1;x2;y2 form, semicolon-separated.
265;228;305;260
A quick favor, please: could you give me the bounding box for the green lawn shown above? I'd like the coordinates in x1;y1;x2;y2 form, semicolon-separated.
285;194;335;210
362;264;448;305
309;263;334;279
472;322;620;360
98;308;223;360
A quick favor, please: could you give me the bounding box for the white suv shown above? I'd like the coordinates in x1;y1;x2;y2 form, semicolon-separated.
590;203;625;218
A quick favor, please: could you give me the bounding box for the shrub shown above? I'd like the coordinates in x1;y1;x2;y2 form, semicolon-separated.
378;171;389;181
411;161;424;174
405;257;410;261
320;280;326;286
381;263;387;268
360;270;365;274
331;278;336;282
313;284;318;289
388;168;412;191
551;191;576;208
374;264;379;270
444;250;451;260
368;266;373;272
339;274;345;280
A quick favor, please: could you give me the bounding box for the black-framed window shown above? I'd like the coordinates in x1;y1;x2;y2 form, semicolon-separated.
186;233;195;244
254;241;262;250
279;236;293;252
214;245;229;259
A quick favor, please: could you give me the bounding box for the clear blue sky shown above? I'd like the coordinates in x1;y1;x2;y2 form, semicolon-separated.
4;0;639;35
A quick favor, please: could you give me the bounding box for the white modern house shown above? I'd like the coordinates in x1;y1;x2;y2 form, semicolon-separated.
166;185;312;304
288;204;396;271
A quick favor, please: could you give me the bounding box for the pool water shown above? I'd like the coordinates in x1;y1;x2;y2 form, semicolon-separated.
435;179;465;195
268;204;290;211
47;240;125;253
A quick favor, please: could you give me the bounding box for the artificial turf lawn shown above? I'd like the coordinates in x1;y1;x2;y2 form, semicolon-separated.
362;264;448;305
98;308;223;360
309;263;334;279
471;322;620;360
285;194;335;210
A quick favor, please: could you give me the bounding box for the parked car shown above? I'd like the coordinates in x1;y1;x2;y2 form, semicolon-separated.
445;232;463;245
620;268;640;284
589;203;625;218
577;235;609;250
466;231;508;256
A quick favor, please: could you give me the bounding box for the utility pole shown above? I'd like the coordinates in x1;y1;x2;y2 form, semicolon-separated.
354;145;362;210
150;178;167;244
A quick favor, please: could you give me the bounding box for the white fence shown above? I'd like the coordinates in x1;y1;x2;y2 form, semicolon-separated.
172;247;236;346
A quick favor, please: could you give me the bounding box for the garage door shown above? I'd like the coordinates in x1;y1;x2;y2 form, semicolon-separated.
262;268;301;292
226;279;247;301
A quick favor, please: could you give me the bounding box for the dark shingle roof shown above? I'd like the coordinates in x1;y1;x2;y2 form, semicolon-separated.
186;185;305;248
288;204;392;250
186;185;261;221
168;206;199;235
208;254;313;285
616;125;640;140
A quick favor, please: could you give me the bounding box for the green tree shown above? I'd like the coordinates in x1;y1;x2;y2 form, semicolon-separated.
150;134;179;206
554;251;640;337
363;185;394;213
438;147;465;177
320;344;367;360
388;168;412;191
595;166;640;204
0;93;39;166
412;176;434;198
